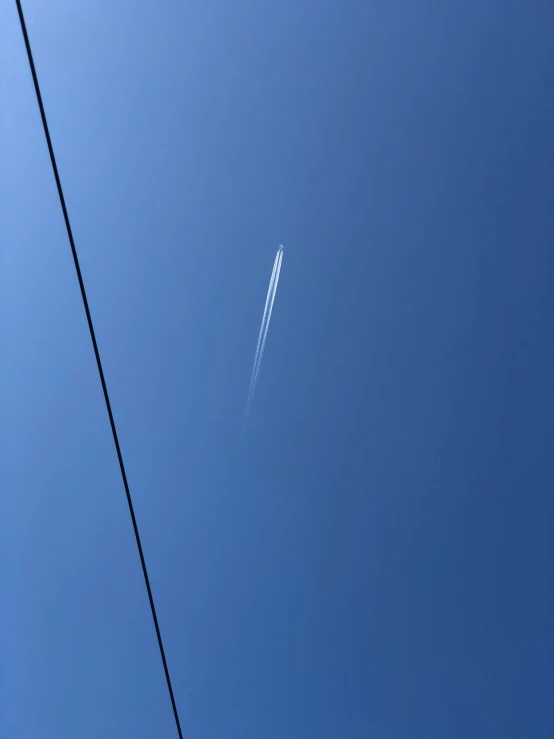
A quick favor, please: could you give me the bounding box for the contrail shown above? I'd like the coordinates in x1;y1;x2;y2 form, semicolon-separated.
246;250;280;413
251;250;282;396
245;246;283;418
245;246;284;420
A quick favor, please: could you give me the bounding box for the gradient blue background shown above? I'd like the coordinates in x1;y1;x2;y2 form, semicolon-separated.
1;1;553;737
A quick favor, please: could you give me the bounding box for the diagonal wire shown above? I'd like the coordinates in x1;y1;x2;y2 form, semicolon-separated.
14;2;184;737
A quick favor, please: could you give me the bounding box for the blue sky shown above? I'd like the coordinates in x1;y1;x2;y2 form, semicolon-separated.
1;1;553;737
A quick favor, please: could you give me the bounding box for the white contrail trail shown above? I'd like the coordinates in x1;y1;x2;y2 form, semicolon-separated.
245;247;283;418
251;249;282;396
245;252;279;419
245;246;284;420
245;250;280;413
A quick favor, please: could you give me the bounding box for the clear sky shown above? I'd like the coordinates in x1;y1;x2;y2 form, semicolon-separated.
1;1;553;737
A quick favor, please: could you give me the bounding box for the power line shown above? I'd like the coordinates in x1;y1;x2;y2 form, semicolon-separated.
14;2;184;737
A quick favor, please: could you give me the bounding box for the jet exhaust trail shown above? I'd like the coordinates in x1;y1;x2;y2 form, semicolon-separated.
252;251;282;395
246;252;280;414
245;246;283;421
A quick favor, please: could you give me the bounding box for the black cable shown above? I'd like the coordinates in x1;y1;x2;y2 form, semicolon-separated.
14;3;184;737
